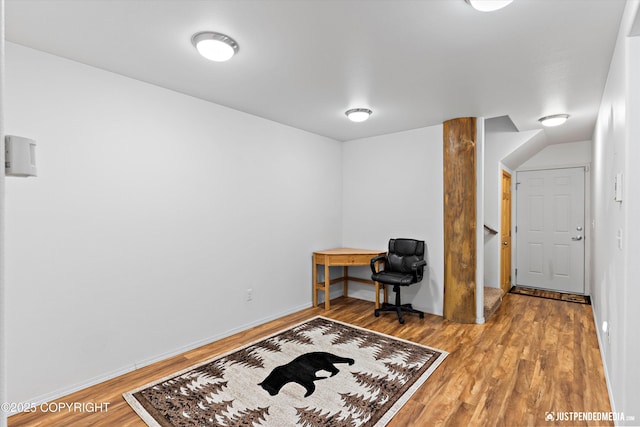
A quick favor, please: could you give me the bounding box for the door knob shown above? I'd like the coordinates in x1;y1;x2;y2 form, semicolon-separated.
572;236;583;241
503;241;508;246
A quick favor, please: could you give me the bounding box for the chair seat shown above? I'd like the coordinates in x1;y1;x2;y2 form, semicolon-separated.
372;271;415;286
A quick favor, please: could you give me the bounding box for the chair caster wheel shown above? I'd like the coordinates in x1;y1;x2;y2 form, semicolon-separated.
374;310;380;317
399;318;405;325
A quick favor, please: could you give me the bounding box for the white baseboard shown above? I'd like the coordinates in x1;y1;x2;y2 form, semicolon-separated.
8;302;312;416
591;304;617;424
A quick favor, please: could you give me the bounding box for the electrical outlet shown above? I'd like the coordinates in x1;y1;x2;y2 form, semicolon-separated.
246;288;253;301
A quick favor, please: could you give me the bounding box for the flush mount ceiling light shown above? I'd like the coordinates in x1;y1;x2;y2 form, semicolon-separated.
191;31;239;62
538;114;570;127
345;108;373;122
465;0;514;12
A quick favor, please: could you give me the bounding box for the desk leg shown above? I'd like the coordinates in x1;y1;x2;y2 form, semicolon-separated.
373;260;386;309
324;263;330;310
374;283;388;309
312;256;318;308
343;266;348;298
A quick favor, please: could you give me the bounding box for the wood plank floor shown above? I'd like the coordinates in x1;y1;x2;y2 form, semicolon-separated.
8;293;612;426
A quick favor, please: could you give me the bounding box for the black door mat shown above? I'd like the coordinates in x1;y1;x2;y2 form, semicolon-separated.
510;286;591;305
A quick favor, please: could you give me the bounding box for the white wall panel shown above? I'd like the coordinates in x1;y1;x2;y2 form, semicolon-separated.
341;126;444;316
4;43;342;404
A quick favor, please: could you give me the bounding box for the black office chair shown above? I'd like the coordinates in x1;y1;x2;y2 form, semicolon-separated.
370;238;426;324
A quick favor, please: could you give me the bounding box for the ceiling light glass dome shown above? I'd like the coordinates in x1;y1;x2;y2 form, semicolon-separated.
192;32;239;62
465;0;514;12
538;114;570;127
345;108;373;122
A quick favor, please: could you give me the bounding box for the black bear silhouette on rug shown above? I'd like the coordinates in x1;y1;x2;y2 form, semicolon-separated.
259;351;355;397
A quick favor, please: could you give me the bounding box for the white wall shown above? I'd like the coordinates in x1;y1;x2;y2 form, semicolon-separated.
519;140;592;169
624;31;640;424
4;43;343;404
0;1;7;426
591;0;640;422
341;125;444;316
483;128;542;288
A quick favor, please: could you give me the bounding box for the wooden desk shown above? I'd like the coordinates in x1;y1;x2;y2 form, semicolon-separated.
312;248;387;310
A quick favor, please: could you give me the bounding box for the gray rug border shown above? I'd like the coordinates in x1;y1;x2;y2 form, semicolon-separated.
123;315;449;427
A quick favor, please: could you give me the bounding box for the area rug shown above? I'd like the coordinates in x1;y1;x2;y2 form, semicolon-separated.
510;286;591;305
123;316;447;427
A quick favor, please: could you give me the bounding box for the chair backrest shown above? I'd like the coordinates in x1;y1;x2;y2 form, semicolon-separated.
386;238;425;277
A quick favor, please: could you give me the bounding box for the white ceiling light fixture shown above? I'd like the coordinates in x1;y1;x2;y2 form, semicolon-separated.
191;31;239;62
465;0;514;12
345;108;373;122
538;114;570;127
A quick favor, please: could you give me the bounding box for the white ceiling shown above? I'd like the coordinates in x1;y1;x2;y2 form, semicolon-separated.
5;0;626;143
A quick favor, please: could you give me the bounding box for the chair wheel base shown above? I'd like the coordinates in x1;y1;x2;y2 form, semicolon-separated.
373;302;424;324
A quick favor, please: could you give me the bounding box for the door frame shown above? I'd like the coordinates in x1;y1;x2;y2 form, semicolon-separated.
500;170;512;294
514;164;591;295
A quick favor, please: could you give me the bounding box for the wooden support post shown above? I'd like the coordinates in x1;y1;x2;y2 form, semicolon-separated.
443;117;477;323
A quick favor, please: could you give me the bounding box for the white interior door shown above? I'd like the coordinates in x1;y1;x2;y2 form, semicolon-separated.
515;167;585;294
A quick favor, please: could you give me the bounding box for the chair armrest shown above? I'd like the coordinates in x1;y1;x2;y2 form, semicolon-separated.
412;259;427;280
370;254;386;274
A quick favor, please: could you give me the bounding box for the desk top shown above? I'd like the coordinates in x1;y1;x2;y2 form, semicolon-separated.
313;247;385;256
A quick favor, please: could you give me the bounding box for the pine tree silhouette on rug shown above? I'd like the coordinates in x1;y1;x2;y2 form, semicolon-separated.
295;407;358;427
223;346;265;369
340;392;380;420
141;380;233;426
384;361;416;381
216;406;270;427
198;360;227;381
372;339;403;361
401;345;435;365
351;371;400;402
253;337;282;354
276;328;314;346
